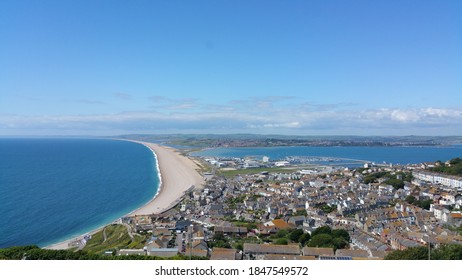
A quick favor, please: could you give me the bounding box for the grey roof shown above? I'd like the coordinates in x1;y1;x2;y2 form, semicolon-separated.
335;249;369;258
243;243;300;255
370;250;390;259
210;248;239;260
214;226;248;234
302;247;335;257
262;254;315;260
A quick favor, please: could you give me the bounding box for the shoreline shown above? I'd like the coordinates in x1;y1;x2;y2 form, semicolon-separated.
127;140;205;215
45;139;204;250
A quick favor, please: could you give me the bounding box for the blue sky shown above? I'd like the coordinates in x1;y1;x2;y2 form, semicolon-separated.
1;0;461;136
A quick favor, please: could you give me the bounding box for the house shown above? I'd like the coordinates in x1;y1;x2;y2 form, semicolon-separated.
148;248;179;258
256;224;278;236
261;254;315;260
153;228;172;237
288;216;306;227
175;220;193;231
243;243;301;260
370;250;390;259
117;249;146;256
335;249;369;259
302;247;334;259
210;248;241;260
214;226;248;236
184;248;208;258
264;219;295;230
448;212;462;227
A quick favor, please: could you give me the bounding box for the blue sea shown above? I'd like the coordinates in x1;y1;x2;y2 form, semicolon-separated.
0;138;159;248
191;145;462;166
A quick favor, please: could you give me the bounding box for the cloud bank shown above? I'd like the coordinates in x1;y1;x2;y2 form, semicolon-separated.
1;99;461;136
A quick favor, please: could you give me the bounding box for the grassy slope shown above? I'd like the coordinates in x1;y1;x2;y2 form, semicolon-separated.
82;225;146;255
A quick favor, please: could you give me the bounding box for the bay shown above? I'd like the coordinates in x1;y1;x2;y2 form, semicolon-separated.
191;145;462;165
0;138;158;248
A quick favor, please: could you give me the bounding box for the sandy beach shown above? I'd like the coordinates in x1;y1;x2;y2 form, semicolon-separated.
46;140;204;250
128;140;205;215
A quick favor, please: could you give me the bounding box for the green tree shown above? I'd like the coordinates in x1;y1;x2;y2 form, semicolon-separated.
418;199;432;210
288;229;304;242
385;247;428;260
384;178;405;189
405;195;417;204
332;229;350;242
209;232;231;248
311;226;332;236
332;237;349;250
274;229;289;238
431;244;462;260
298;233;311;246
307;233;333;248
274;238;289;245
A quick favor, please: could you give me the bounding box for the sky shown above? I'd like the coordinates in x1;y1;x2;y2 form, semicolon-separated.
0;0;461;136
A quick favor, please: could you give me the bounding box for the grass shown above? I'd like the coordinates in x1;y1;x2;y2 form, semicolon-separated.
82;224;147;255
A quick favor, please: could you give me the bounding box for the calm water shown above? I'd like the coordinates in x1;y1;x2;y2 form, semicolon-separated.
191;146;462;165
0;138;159;248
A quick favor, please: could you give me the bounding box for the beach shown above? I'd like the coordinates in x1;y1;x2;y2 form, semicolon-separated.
128;140;205;215
46;140;204;250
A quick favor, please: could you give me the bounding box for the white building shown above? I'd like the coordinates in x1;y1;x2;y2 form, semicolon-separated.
412;170;462;189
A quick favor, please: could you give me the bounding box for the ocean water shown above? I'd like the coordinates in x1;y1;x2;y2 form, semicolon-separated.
0;138;159;248
191;145;462;165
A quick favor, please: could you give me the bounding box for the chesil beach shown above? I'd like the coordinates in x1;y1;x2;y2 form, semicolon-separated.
46;140;205;250
128;140;205;215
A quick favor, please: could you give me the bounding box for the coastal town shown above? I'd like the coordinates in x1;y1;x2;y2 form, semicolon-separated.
79;152;462;260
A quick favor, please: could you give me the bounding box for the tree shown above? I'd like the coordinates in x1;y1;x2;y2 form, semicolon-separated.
332;229;350;242
418;199;432;210
288;229;304;242
431;244;462;260
385;247;429;260
449;158;462;165
209;232;231;248
274;238;289;245
307;234;333;248
311;226;332;236
384;178;404;189
212;232;226;241
332;237;348;250
405;195;417;204
274;229;289;238
298;233;311;246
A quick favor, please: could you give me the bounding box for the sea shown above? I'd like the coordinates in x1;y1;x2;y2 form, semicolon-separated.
191;145;462;166
0;138;159;248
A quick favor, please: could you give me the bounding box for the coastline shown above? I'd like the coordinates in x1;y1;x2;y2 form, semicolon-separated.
45;139;204;250
127;140;205;216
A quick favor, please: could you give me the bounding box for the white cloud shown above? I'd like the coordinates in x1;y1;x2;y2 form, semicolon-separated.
1;104;461;135
263;122;301;128
390;109;420;122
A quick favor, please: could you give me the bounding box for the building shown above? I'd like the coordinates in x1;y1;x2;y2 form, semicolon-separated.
210;248;241;260
243;244;301;260
302;247;335;259
148;248;179;258
413;170;462;189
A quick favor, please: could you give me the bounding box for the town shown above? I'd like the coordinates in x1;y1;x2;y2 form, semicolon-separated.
84;156;462;260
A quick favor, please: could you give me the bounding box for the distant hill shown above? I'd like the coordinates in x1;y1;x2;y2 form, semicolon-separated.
115;134;462;148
